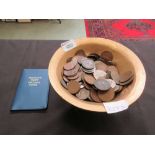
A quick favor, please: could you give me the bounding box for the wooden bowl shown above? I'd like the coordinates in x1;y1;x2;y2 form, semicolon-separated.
48;38;146;112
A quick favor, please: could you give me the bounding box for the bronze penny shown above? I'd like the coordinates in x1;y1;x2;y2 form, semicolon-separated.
63;57;77;70
119;71;134;83
90;89;102;103
98;88;115;102
64;64;80;77
67;71;80;80
83;80;92;90
101;51;113;61
67;80;80;94
84;74;96;85
76;88;90;100
95;61;108;72
94;79;111;91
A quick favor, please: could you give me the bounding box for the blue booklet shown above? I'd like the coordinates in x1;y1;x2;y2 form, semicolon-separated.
11;69;50;111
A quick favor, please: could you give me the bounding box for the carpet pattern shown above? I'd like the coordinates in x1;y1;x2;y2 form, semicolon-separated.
85;19;155;41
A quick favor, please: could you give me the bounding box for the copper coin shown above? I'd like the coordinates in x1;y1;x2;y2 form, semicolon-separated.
98;88;115;102
119;75;134;86
95;61;108;72
83;80;92;90
63;57;78;70
81;59;95;70
76;88;90;100
94;79;111;91
75;49;86;56
84;74;96;85
60;79;67;88
90;89;102;103
67;71;80;80
119;71;134;83
67;80;80;94
64;64;80;76
101;51;113;61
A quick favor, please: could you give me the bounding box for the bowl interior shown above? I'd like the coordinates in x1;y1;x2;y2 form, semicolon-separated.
48;38;145;112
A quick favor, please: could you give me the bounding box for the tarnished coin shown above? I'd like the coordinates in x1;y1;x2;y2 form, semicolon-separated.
106;79;116;88
63;57;77;70
64;64;80;76
67;80;80;94
95;61;108;72
93;70;107;80
60;79;67;89
76;88;90;100
119;71;134;83
94;79;111;91
84;74;96;85
90;89;102;103
98;88;115;102
81;59;95;70
101;51;113;61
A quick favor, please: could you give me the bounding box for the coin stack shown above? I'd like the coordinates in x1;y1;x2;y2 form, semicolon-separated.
60;49;134;103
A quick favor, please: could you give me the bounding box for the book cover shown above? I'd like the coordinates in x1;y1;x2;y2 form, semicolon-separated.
11;69;50;110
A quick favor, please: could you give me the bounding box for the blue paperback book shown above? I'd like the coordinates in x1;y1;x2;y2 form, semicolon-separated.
11;69;50;110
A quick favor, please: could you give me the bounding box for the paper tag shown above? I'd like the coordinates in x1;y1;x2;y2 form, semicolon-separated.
103;100;129;114
61;40;76;51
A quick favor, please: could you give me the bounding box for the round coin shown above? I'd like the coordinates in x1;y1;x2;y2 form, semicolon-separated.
63;57;77;70
90;89;102;103
98;88;115;102
81;59;95;70
119;75;134;86
94;79;111;91
60;79;67;89
93;70;107;79
84;74;96;85
95;61;108;72
76;88;90;100
63;64;80;77
67;80;80;94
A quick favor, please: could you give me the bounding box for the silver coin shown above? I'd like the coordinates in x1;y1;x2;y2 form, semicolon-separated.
93;70;107;79
81;59;95;70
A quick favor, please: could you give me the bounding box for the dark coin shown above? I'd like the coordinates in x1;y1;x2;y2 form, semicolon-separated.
60;79;67;88
84;74;96;85
64;64;80;76
63;57;77;70
88;53;100;61
76;88;90;100
98;88;115;102
119;71;134;83
67;80;80;94
101;51;113;61
94;79;111;91
81;59;95;70
90;89;102;103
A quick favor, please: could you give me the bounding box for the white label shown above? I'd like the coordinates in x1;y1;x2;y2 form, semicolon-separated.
61;40;76;51
103;100;129;114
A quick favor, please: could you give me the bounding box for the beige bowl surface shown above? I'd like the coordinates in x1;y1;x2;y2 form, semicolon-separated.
48;38;146;112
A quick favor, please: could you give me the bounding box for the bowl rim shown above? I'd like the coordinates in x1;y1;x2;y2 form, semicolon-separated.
48;38;146;112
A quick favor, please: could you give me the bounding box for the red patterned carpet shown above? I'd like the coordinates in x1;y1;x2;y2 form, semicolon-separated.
85;19;155;41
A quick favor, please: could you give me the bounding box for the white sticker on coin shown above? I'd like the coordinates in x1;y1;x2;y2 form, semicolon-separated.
103;100;129;114
61;40;76;52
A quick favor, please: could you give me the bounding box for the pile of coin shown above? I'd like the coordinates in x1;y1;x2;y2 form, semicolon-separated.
60;49;134;103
